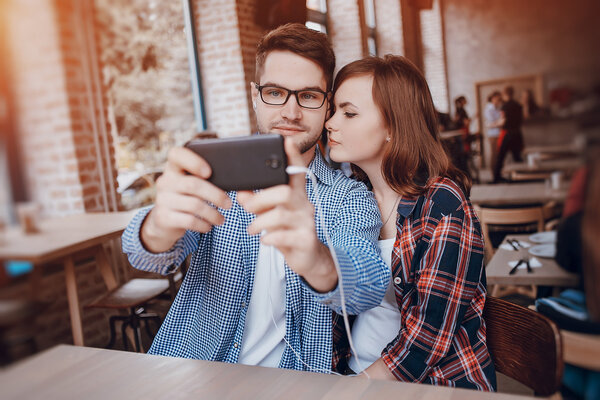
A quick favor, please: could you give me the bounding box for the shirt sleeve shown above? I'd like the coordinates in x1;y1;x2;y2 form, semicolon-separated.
304;185;390;315
121;206;201;275
380;205;485;381
484;104;495;124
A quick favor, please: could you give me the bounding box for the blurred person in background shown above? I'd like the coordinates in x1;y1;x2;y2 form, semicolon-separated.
493;86;524;183
453;95;471;152
521;89;540;119
484;91;504;178
536;143;600;400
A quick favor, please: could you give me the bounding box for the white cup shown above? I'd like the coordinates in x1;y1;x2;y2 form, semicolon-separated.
574;135;586;150
550;171;563;190
527;153;537;167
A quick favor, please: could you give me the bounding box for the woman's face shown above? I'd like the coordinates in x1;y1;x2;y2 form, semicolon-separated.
325;75;389;169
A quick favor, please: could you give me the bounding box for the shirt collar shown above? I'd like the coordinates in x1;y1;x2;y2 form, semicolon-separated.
397;196;419;218
307;145;335;186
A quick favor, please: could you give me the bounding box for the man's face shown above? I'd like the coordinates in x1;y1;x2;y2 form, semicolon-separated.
251;51;329;163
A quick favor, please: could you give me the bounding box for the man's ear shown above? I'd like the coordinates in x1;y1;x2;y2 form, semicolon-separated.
250;82;259;109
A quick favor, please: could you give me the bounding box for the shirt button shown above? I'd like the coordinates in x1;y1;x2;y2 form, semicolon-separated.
394;277;402;285
241;302;246;308
234;343;239;348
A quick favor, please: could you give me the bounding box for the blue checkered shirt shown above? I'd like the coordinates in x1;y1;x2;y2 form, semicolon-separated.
122;150;389;372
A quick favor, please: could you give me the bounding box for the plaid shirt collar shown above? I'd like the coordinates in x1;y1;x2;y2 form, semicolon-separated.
308;146;334;187
397;196;419;219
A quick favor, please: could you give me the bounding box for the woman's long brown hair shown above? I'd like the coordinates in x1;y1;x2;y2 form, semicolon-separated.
332;55;470;197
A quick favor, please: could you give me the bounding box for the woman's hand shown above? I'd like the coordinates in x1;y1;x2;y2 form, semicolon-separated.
358;358;397;380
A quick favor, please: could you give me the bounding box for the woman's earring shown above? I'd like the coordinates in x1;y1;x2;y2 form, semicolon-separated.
386;136;391;142
252;100;257;109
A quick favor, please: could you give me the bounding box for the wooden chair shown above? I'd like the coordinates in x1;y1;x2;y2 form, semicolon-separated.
475;205;545;298
474;205;545;259
0;299;43;365
484;296;563;397
86;271;182;352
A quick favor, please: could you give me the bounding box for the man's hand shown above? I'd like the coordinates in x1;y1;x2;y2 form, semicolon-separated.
237;139;338;293
140;147;232;253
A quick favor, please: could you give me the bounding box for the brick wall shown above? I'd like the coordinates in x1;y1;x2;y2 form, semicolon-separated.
3;0;118;216
56;0;119;213
327;0;364;71
443;0;600;118
236;0;268;134
4;0;85;217
375;0;405;56
420;0;449;113
192;0;253;137
2;0;125;354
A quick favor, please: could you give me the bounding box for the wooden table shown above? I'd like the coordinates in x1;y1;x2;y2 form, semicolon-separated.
439;129;464;140
0;211;136;346
485;234;579;287
0;345;532;400
470;182;568;206
502;157;583;174
523;144;581;157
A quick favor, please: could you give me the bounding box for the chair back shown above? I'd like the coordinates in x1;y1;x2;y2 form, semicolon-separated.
484;296;563;396
474;205;545;259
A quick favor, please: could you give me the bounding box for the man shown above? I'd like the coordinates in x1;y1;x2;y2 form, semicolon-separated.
493;86;524;183
122;23;389;372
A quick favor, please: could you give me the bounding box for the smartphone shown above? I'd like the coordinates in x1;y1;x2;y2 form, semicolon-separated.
184;134;288;191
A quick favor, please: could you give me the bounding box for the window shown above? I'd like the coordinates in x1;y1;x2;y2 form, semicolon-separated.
94;0;204;210
306;0;328;33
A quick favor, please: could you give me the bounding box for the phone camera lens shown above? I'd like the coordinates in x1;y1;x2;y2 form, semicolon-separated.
266;157;281;169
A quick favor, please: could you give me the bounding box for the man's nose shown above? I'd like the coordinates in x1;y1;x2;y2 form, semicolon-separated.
281;94;302;120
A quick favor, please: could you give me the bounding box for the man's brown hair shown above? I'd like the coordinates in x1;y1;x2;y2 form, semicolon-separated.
332;55;470;198
255;23;335;91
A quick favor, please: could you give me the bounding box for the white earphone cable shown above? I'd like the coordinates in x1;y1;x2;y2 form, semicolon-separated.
265;166;369;378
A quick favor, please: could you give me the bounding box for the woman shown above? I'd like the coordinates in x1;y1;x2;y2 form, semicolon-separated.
484;91;504;175
326;55;496;390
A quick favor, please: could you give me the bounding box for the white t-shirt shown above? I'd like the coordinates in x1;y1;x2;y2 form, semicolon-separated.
237;242;286;367
348;238;401;373
485;102;502;138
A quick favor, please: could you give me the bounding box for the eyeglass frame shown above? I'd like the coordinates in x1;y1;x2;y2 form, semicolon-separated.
253;83;329;110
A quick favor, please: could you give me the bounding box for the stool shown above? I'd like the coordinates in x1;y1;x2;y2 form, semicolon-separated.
0;299;42;365
86;277;176;352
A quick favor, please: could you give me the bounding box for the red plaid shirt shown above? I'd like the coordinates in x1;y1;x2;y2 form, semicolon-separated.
333;177;496;390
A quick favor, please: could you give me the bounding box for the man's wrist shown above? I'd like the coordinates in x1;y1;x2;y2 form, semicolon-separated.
140;210;178;254
302;241;338;293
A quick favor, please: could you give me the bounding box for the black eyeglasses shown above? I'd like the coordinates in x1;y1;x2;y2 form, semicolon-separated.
254;83;328;109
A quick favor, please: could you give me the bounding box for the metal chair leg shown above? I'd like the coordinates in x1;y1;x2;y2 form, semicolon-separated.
121;319;130;351
130;308;143;353
106;315;127;349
